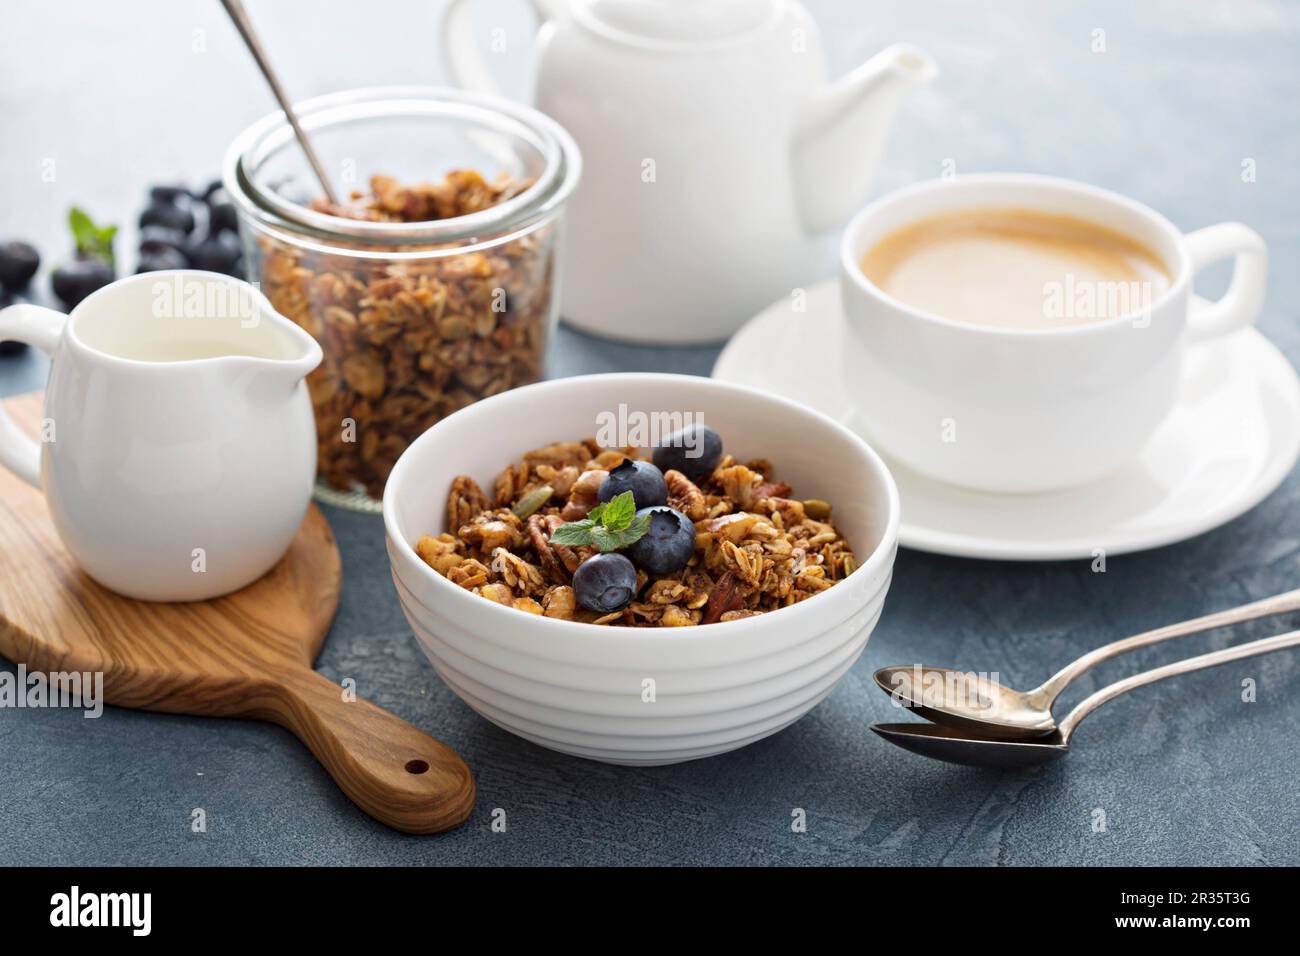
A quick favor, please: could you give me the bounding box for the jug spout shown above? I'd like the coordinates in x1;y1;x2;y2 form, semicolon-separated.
791;43;937;234
226;301;323;402
253;321;322;392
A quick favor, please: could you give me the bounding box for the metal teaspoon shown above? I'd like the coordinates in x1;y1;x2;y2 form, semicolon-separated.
872;628;1300;767
874;586;1300;738
220;0;339;204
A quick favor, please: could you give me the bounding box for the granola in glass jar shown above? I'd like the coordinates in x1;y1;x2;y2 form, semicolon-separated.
256;171;554;500
225;89;580;509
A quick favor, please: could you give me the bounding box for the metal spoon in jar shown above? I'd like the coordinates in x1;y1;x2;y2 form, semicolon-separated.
219;0;339;204
874;586;1300;739
872;628;1300;768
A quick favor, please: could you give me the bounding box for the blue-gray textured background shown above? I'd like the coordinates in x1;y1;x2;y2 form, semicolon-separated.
1;0;1297;865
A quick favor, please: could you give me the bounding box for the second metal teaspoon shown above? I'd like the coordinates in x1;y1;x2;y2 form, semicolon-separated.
872;628;1300;767
874;586;1300;738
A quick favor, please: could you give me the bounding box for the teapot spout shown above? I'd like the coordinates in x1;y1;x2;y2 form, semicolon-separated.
791;43;937;234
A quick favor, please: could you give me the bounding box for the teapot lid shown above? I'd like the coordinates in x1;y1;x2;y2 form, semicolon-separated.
576;0;779;46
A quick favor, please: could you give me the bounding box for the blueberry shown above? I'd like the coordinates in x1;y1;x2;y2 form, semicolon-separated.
136;247;190;274
626;506;695;575
149;184;191;205
200;183;240;235
199;179;225;201
139;201;195;234
653;424;723;482
598;458;667;508
187;232;242;275
208;200;239;235
51;257;114;309
0;240;40;292
572;552;638;614
138;225;190;258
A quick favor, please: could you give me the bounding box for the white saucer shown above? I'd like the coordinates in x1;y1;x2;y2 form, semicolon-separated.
713;280;1300;560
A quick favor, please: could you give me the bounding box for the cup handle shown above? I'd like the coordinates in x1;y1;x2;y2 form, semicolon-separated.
439;0;560;94
1183;223;1268;344
0;303;68;488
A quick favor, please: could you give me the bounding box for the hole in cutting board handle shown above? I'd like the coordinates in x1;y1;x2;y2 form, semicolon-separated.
405;759;430;775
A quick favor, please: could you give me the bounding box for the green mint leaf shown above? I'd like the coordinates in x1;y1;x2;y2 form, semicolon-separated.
606;513;651;549
600;491;637;531
550;520;595;547
68;207;95;247
68;206;117;265
588;525;621;553
548;492;647;552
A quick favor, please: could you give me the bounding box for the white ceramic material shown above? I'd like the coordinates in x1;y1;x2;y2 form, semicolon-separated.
839;173;1270;494
383;373;900;764
440;0;936;343
714;280;1300;560
0;271;322;601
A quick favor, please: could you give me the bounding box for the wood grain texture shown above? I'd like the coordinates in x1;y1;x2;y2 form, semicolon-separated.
0;393;474;834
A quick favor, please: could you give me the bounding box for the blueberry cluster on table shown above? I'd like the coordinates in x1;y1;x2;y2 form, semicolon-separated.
0;178;247;355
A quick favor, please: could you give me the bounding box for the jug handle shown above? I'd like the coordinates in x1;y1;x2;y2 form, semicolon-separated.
440;0;563;95
0;303;67;488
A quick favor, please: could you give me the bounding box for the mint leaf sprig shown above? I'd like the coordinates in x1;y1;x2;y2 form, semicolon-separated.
68;207;117;266
549;490;650;552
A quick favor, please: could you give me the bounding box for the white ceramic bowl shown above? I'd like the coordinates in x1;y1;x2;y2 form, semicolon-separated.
383;373;900;765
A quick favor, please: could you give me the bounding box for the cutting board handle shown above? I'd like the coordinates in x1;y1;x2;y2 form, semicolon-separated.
269;669;476;834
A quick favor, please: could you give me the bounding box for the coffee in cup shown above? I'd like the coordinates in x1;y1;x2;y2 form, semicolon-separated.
858;207;1171;330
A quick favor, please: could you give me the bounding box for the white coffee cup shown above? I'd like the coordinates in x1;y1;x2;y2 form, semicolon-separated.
839;173;1268;493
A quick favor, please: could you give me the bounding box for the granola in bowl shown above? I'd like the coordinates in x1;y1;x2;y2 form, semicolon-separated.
416;426;857;627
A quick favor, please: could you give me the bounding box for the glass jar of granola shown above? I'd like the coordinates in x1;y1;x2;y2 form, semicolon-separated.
223;87;580;511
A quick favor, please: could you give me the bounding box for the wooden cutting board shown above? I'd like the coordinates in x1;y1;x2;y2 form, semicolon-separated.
0;392;474;834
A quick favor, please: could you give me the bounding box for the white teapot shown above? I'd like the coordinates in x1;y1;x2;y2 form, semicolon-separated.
441;0;935;343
